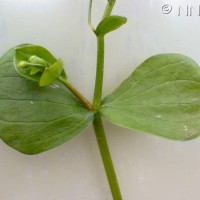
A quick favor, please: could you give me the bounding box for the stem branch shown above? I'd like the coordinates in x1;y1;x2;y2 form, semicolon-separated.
58;76;93;110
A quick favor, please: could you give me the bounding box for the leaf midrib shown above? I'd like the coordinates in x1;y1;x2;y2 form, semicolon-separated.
0;111;89;124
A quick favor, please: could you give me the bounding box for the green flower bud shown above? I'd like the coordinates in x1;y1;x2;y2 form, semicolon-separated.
18;61;32;68
14;44;66;86
29;55;48;67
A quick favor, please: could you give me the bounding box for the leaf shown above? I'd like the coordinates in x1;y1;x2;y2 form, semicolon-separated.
39;58;63;86
0;47;94;154
96;15;127;37
100;54;200;141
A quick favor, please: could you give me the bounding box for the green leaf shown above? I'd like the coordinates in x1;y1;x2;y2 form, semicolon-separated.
0;47;94;154
39;58;63;86
96;15;127;37
100;54;200;141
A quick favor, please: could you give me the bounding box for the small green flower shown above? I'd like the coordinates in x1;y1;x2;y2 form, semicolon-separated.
14;44;66;86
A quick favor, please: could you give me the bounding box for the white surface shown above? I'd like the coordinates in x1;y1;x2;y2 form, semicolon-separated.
1;0;200;199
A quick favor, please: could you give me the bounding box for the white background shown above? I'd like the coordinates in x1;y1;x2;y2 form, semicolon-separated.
1;0;200;199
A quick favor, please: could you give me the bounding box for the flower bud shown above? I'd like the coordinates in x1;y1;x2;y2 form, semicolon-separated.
18;61;32;68
29;55;48;67
14;44;66;86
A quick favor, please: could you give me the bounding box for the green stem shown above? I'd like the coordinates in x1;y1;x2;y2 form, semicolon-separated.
58;76;93;110
93;114;122;200
93;0;116;109
88;0;95;32
93;36;104;110
92;1;123;199
103;0;116;18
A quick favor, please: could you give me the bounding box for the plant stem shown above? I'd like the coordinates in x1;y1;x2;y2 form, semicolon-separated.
93;36;104;110
58;76;93;110
88;0;95;32
92;0;116;111
92;0;123;199
93;0;116;109
93;114;122;200
103;0;116;18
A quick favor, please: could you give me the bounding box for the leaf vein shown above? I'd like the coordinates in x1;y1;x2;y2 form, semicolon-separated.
107;61;184;103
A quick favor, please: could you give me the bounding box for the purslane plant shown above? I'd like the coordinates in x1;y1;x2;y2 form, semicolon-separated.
1;0;200;199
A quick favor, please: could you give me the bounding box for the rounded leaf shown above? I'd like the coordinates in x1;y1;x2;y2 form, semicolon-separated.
96;15;127;37
0;47;93;154
100;54;200;141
